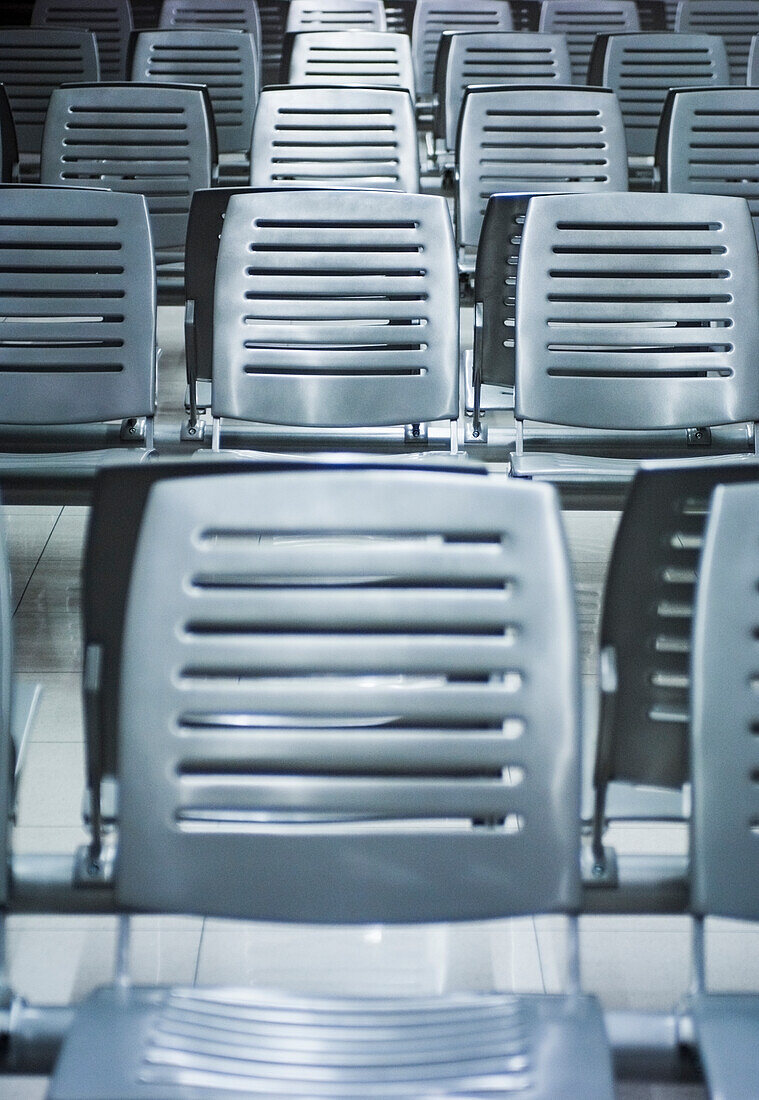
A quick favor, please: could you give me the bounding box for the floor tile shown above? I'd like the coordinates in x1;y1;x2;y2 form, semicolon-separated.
12;612;82;673
18;674;83;744
15;742;85;830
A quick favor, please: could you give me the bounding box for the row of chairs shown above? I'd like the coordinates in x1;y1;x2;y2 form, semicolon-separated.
1;182;759;501
1;457;758;1092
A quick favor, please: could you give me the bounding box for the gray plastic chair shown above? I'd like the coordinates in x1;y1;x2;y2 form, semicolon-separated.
48;464;614;1099
0;185;156;493
287;29;415;99
250;85;419;191
658;86;759;247
286;0;387;32
511;191;759;488
131;28;258;154
210;189;459;450
31;0;133;80
0;29;98;181
158;0;261;61
587;32;729;160
675;0;759;83
129;0;163;27
434;31;572;154
411;0;512;101
538;0;640;81
456;85;628;266
689;478;759;1096
40;82;214;303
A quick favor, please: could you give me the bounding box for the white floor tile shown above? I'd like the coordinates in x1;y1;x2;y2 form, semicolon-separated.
15;742;85;830
18;674;83;744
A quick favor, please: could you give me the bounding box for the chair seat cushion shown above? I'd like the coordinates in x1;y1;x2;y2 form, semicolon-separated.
692;993;759;1099
49;985;614;1098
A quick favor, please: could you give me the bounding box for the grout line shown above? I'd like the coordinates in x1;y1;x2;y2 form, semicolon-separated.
193;918;206;986
11;507;64;617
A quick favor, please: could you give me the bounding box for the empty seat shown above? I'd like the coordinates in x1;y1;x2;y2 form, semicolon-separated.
590;462;759;880
286;0;387;32
0;29;98;182
40;82;215;302
131;27;258;181
48;463;614;1100
587;32;729;161
658;86;759;246
688;478;759;1096
0;186;156;496
456;85;628;267
32;0;133;80
433;31;572;155
675;0;759;83
158;0;261;60
250;85;419;191
286;29;415;98
411;0;512;102
510;191;759;490
538;0;641;82
210;189;459;451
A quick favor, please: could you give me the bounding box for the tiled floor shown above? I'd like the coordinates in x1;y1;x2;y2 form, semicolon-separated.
0;306;717;1098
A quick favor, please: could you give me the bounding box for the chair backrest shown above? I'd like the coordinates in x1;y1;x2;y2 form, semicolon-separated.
259;0;289;82
638;0;669;29
434;31;572;152
116;467;581;923
658;86;759;246
286;0;386;32
515;191;759;431
0;85;17;183
411;0;513;99
675;0;759;83
691;480;759;919
747;29;759;79
131;28;258;155
130;0;163;27
0;29;98;161
32;0;133;80
456;85;628;254
212;189;458;428
538;0;640;81
158;0;261;57
250;85;419;191
40;82;214;255
287;30;415;99
0;186;155;424
588;32;729;157
595;463;759;801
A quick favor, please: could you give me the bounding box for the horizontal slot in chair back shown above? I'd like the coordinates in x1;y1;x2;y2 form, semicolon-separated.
212;188;458;429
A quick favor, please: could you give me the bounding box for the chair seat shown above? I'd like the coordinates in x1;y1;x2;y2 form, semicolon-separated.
49;985;614;1098
691;993;759;1098
510;451;759;485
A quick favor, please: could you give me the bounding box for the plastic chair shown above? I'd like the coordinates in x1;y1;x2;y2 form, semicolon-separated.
510;191;759;491
32;0;133;80
538;0;640;82
48;462;614;1099
250;85;419;191
131;28;258;182
158;0;261;60
590;462;759;878
40;81;215;303
587;32;729;165
286;29;415;99
286;0;387;32
657;86;759;246
411;0;512;102
0;186;157;498
129;0;163;27
688;478;759;1095
675;0;759;83
209;189;460;451
0;29;98;182
433;31;572;155
455;85;628;270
